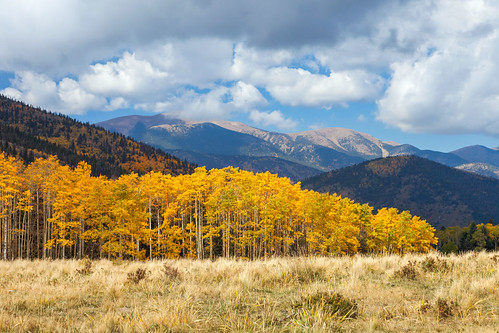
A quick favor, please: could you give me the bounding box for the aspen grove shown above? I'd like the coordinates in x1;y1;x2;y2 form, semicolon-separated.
0;153;437;260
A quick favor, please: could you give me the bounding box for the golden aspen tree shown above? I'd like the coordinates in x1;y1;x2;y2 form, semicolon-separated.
408;214;437;253
0;154;440;260
204;168;226;259
158;174;183;258
0;154;23;260
81;175;112;258
45;164;74;258
25;156;64;259
105;174;148;259
139;171;169;258
16;189;33;258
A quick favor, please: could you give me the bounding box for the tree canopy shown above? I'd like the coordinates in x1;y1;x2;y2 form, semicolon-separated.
0;153;437;260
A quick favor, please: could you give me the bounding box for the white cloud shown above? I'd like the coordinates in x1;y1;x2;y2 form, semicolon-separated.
249;110;297;130
229;44;294;83
230;44;384;108
377;0;499;135
230;81;267;110
80;52;168;97
1;87;22;101
135;88;231;120
0;0;386;75
136;81;267;120
0;0;499;137
262;67;383;107
58;78;107;114
144;39;234;88
106;97;129;111
4;71;58;108
0;71;106;115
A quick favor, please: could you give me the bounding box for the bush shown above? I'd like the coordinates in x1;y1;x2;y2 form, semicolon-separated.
435;298;455;319
395;261;418;280
302;291;358;318
421;257;450;273
162;263;181;281
127;268;148;284
76;257;93;275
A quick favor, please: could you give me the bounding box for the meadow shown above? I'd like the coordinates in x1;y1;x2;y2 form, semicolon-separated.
0;252;498;332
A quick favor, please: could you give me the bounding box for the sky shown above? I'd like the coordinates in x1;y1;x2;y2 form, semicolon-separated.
0;0;498;152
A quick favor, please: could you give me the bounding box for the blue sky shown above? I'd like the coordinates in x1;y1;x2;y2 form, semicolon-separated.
0;0;498;152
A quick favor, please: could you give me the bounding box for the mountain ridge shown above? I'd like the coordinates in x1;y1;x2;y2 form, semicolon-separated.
0;95;195;177
98;113;499;180
301;155;499;228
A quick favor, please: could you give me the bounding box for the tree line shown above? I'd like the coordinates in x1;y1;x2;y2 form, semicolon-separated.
0;153;437;260
0;95;195;177
436;222;499;253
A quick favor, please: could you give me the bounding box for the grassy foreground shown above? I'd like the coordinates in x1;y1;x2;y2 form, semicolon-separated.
0;253;498;332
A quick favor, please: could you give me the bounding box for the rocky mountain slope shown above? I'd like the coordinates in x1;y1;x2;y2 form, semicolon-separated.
98;113;499;180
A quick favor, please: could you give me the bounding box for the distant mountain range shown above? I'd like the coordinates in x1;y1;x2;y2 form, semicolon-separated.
0;95;195;177
98;114;499;181
3;95;497;228
301;155;499;228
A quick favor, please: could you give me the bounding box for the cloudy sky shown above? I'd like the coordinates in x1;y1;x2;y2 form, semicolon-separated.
1;0;498;151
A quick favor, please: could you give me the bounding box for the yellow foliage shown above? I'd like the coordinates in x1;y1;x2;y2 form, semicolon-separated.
0;154;439;260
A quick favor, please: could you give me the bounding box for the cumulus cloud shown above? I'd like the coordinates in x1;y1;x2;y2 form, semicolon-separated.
0;0;387;75
262;67;384;107
1;0;499;137
80;52;168;97
0;71;106;114
141;38;234;88
136;81;267;120
58;78;107;113
230;81;267;109
377;0;499;135
230;45;384;108
249;110;297;130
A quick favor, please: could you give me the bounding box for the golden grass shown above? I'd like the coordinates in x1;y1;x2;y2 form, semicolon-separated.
0;252;498;332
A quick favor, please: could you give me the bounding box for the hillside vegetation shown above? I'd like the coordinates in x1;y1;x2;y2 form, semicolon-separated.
302;155;499;228
0;95;194;177
0;253;498;332
0;154;436;260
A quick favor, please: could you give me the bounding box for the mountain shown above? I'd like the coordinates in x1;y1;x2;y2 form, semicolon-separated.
165;149;323;180
452;145;499;166
455;162;499;180
301;156;499;228
98;113;499;181
0;95;195;177
386;144;467;167
99;115;397;177
100;115;366;180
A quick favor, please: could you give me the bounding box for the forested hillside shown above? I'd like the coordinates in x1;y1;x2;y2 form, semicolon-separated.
302;155;499;228
0;154;437;260
0;95;194;177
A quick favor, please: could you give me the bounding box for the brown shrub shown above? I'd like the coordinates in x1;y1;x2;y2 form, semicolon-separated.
76;257;93;275
127;268;148;284
421;257;450;273
395;261;418;280
435;298;455;319
162;263;182;281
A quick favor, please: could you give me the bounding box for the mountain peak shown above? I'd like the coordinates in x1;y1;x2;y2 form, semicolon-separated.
97;113;499;180
288;127;395;158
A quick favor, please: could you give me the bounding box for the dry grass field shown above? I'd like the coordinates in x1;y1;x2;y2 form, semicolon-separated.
0;252;498;332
